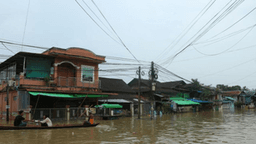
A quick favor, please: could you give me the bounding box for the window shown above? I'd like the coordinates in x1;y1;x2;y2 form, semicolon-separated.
81;65;94;83
50;67;54;75
0;71;3;84
8;64;16;80
0;69;7;84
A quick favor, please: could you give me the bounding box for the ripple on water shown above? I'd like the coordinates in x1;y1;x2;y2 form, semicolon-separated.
1;109;256;143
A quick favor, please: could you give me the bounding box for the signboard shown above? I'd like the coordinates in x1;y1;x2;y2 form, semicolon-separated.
6;105;10;109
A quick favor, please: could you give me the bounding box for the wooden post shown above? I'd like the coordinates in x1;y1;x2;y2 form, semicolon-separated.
66;105;70;121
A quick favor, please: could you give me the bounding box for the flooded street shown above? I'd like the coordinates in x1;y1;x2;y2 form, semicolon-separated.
1;109;256;144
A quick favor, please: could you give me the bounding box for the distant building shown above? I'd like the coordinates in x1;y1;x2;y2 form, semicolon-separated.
98;77;138;116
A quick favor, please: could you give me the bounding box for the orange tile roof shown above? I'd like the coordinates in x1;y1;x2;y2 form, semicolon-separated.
222;91;241;96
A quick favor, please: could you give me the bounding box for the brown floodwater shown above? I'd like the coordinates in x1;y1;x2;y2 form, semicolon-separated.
1;109;256;144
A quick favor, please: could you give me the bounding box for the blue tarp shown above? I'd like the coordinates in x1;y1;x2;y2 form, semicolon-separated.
187;99;213;104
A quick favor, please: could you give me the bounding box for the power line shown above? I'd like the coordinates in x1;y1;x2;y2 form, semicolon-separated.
1;42;15;54
208;6;256;40
105;56;150;63
199;57;256;79
193;26;254;56
194;23;256;46
161;0;244;67
81;0;117;38
91;0;140;63
74;0;122;46
155;0;216;62
0;40;49;50
169;44;256;63
155;63;191;83
227;70;256;85
21;0;31;51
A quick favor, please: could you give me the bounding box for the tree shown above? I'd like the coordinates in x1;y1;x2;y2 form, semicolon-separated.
242;86;248;91
190;79;202;91
216;84;241;91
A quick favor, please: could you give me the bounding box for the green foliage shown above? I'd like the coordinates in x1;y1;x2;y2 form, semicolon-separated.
216;84;241;91
190;79;201;91
190;79;213;98
202;88;212;97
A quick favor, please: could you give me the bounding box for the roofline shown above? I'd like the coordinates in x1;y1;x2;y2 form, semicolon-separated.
43;47;106;58
0;52;54;70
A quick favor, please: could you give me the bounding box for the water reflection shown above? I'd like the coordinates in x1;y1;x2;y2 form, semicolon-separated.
1;109;256;143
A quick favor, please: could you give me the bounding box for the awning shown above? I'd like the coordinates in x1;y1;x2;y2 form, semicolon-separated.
170;97;184;101
225;97;235;101
133;98;144;103
29;92;108;98
173;100;200;105
96;104;123;108
187;99;213;104
98;99;131;103
154;94;164;98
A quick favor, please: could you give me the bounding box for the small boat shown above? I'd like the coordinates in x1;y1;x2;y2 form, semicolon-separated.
0;123;99;130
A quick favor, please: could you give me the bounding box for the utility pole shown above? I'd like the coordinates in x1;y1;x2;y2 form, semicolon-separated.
149;61;158;120
137;66;144;119
5;68;10;122
138;67;141;119
6;82;9;122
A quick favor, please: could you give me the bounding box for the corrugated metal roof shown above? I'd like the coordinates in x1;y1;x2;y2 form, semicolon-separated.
187;99;213;104
173;100;200;105
154;94;164;97
98;99;131;103
133;99;144;103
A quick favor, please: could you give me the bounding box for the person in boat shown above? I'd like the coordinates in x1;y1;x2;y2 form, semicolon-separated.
40;115;53;127
80;110;94;125
14;110;31;127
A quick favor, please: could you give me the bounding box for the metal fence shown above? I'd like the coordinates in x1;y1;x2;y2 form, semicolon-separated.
31;108;67;121
69;107;86;120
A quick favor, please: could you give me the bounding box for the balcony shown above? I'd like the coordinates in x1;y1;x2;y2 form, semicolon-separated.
56;76;100;89
18;76;101;92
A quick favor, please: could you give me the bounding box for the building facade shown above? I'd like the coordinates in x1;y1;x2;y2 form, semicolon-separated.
0;47;114;120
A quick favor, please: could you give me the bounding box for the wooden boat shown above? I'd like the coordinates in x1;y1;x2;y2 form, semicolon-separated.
0;123;99;130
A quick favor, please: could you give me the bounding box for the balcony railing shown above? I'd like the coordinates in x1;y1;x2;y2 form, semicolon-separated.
56;76;101;89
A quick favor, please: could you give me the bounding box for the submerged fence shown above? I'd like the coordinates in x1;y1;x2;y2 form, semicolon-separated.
31;107;89;121
31;108;67;121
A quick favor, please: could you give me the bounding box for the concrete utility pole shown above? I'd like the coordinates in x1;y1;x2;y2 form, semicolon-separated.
138;66;141;119
6;83;9;122
137;66;144;119
6;69;10;122
149;61;158;120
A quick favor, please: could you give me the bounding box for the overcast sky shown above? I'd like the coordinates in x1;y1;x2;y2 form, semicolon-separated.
1;0;256;89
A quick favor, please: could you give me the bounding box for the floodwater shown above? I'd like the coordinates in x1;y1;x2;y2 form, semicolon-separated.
1;109;256;144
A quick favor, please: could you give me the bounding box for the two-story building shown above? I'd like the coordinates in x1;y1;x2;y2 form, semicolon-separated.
0;47;115;120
